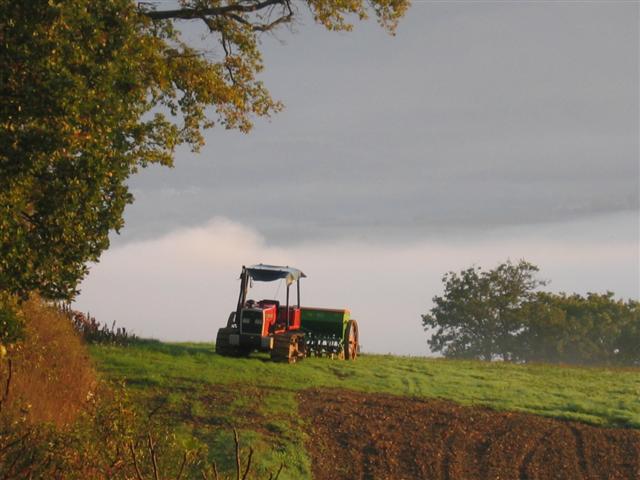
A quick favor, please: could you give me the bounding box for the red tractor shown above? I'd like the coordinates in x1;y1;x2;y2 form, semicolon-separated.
215;264;359;363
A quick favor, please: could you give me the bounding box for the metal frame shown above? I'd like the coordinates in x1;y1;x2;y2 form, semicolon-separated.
236;265;302;329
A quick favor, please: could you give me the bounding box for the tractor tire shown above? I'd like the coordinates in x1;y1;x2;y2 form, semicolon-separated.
271;332;306;363
215;327;242;357
344;319;359;360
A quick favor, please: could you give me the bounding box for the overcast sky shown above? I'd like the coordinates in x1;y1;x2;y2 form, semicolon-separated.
75;2;639;355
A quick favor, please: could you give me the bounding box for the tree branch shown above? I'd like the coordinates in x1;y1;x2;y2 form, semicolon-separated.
241;447;253;480
233;427;241;480
225;3;293;32
141;0;286;21
148;433;160;480
176;451;188;480
0;358;12;415
129;441;144;480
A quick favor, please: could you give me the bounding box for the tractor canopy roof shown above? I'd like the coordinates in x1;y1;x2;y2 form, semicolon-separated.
246;264;306;285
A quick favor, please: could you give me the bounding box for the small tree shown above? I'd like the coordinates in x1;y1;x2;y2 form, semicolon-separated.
422;260;545;360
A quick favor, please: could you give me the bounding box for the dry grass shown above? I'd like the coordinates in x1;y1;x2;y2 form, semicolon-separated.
1;295;96;426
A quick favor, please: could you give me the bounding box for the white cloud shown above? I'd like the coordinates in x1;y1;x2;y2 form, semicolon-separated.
75;213;639;356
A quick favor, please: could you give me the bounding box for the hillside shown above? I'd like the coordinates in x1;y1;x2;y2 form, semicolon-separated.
90;341;640;479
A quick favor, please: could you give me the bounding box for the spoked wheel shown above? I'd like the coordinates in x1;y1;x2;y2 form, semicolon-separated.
344;319;359;360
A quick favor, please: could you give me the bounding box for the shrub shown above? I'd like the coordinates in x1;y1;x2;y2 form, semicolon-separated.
0;382;207;478
1;295;96;425
62;306;136;345
0;382;282;479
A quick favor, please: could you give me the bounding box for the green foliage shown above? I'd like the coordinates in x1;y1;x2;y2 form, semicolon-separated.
423;260;640;366
422;260;545;361
86;340;640;477
521;292;640;365
1;0;177;299
0;293;24;345
616;308;640;364
0;0;409;301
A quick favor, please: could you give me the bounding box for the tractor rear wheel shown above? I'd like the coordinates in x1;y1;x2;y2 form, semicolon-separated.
344;319;359;360
271;332;306;363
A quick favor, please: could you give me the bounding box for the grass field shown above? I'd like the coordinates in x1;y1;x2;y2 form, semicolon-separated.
90;341;640;479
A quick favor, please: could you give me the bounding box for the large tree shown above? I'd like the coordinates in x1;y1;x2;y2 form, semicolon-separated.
0;0;409;300
422;260;545;361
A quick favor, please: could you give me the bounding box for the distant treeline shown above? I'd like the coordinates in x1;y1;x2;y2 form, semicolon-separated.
423;261;639;366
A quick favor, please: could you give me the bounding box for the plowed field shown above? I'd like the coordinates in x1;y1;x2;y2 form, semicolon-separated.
299;388;640;480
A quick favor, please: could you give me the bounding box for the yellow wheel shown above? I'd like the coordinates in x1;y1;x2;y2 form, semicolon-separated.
344;319;359;360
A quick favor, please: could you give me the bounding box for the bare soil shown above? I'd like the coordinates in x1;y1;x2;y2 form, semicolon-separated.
298;388;640;480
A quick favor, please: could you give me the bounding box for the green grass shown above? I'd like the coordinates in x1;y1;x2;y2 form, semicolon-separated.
90;340;640;479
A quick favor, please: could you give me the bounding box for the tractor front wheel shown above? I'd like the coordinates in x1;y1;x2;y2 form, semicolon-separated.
216;327;243;357
344;319;359;360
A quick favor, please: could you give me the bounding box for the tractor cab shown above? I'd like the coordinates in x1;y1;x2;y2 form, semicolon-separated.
237;264;304;334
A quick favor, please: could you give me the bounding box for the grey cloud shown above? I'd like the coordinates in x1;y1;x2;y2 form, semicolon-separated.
114;2;638;247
